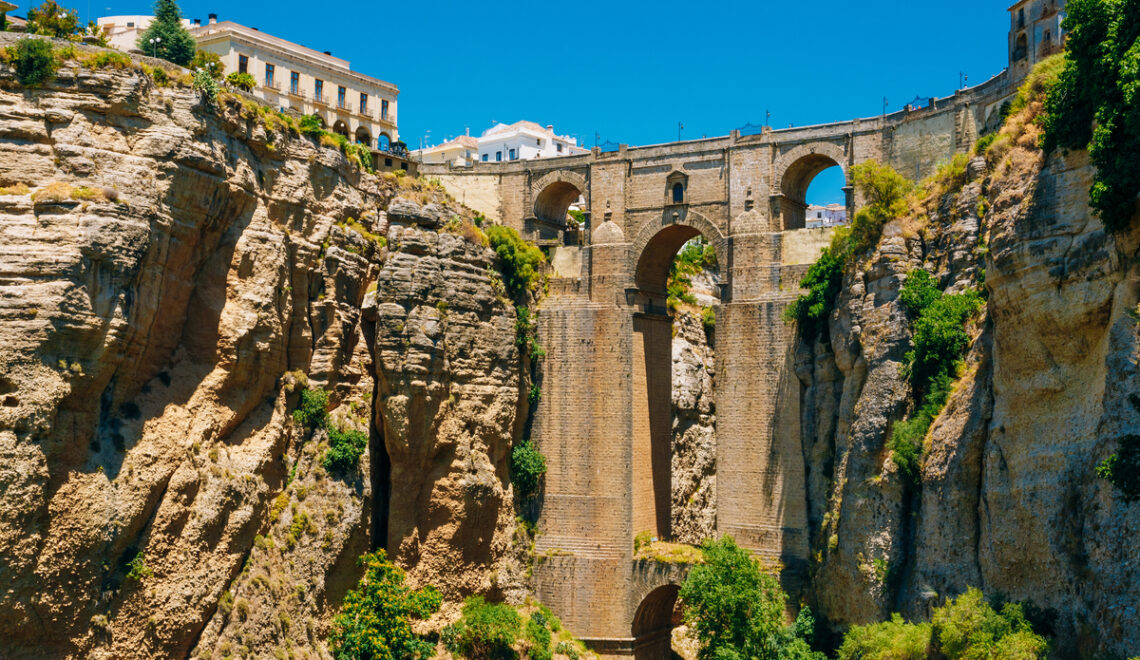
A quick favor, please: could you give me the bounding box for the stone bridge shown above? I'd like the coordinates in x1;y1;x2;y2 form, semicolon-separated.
423;73;1015;657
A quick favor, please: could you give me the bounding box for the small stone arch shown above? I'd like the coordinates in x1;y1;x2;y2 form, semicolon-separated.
772;141;848;230
354;126;372;146
631;584;682;659
378;132;391;151
531;169;587;226
630;209;728;297
332;120;349;138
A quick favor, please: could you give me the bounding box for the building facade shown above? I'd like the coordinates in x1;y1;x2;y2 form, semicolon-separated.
414;135;479;166
804;203;846;229
1008;0;1066;82
96;13;400;153
477;121;588;163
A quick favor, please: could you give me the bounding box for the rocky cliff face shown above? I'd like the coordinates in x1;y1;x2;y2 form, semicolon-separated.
0;50;522;659
797;95;1140;655
671;310;716;545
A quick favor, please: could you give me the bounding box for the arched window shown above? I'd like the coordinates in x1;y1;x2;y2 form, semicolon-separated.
672;182;684;204
378;133;391;151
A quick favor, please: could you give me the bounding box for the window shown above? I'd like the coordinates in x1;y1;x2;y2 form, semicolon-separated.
537;139;542;146
315;79;324;101
1018;8;1025;28
384;157;392;166
496;151;502;162
482;154;489;162
290;71;299;94
381;100;389;120
360;93;368;114
556;143;563;153
672;182;684;203
509;148;516;160
126;21;134;27
337;86;346;109
264;63;275;87
238;54;248;74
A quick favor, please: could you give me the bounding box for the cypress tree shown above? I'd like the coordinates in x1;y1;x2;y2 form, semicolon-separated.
136;0;195;66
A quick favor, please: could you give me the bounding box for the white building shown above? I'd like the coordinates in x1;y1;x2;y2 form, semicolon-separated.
97;14;193;52
805;203;846;229
477;121;587;162
413;135;478;166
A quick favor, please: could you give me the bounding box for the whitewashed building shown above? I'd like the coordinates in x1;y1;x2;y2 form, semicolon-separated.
477;121;587;162
804;203;847;229
413;135;479;166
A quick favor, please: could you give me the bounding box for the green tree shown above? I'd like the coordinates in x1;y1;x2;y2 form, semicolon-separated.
27;1;79;38
136;0;195;66
328;550;442;660
837;614;932;660
679;536;823;660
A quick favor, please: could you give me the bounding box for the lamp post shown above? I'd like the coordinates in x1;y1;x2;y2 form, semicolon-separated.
149;36;161;58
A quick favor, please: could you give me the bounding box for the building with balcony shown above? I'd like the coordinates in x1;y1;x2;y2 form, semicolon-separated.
96;13;400;153
1008;0;1066;82
477;121;587;162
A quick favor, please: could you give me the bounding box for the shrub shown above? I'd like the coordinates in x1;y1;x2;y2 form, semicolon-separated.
84;51;131;70
445;596;521;660
299;113;325;135
1096;434;1140;502
148;64;169;85
511;440;546;499
192;68;219;106
125;551;153;581
328;550;442;660
10;38;57;87
323;425;368;474
679;536;823;660
899;269;941;317
226;71;256;91
136;0;196;65
837;614;932;660
486;225;545;301
667;237;716;312
905;287;983;395
1041;2;1140;231
701;305;716;332
783;227;851;341
292;388;328;429
524;612;553;660
849;161;914;252
190;49;223;80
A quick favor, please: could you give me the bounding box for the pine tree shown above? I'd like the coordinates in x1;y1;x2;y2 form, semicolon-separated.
136;0;195;66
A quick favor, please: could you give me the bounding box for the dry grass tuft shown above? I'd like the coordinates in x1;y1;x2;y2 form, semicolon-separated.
0;183;31;196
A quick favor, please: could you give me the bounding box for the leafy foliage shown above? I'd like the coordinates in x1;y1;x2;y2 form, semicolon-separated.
27;1;79;38
1041;0;1140;231
190;49;223;80
511;440;546;500
125;551;153;581
9;38;57;87
667;238;717;312
1096;434;1140;501
839;588;1047;659
889;270;983;485
136;0;196;66
679;536;823;660
293;387;329;429
442;596;521;660
226;71;256;91
328;550;442;660
783;229;850;341
849;160;914;252
524;611;553;660
191;67;219;105
487;225;545;301
323;425;368;474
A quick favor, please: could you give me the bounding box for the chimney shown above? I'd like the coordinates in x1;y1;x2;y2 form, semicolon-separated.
546;124;554;132
208;13;217;24
323;50;332;56
193;18;201;26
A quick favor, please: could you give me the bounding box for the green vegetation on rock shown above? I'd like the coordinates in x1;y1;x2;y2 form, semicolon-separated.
511;440;546;500
840;588;1047;660
26;1;78;38
226;71;256;91
1096;433;1140;501
323;425;368;474
1041;0;1140;231
487;225;546;301
8;38;57;87
679;536;823;660
442;596;520;660
667;237;717;313
329;550;442;660
292;387;329;429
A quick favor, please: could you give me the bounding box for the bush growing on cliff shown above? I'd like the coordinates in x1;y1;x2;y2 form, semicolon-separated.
329;550;442;660
487;225;545;301
293;387;329;429
192;68;219;106
839;588;1047;659
679;536;823;660
783;228;850;341
667;238;717;312
441;596;521;660
511;440;546;500
1041;0;1140;232
190;50;223;80
323;425;368;474
9;38;57;87
226;71;256;91
1096;434;1140;502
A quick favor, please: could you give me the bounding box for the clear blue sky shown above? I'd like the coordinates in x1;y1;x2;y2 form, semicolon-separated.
72;1;1010;204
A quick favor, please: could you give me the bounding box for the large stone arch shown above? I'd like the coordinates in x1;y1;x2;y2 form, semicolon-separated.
630;209;729;297
631;584;681;659
772;141;849;230
531;169;588;226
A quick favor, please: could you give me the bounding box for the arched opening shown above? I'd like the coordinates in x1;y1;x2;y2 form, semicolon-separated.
332;120;349;138
779;153;845;230
378;132;391;151
1014;32;1028;60
533;180;583;227
632;223;721;545
632;585;682;659
354;126;371;146
803;165;848;229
